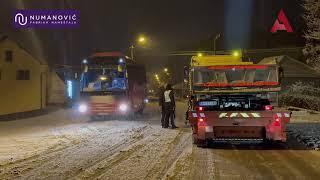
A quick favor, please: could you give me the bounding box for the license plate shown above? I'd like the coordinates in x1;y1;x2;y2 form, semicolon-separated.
214;126;264;138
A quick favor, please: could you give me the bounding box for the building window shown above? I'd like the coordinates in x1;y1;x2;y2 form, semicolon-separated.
5;50;13;63
16;70;30;80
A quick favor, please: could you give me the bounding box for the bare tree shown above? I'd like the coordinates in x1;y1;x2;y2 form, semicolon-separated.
302;0;320;71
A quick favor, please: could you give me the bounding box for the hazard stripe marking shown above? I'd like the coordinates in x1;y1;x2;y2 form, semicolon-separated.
219;112;262;118
277;113;282;118
240;113;249;118
284;113;290;117
219;113;228;118
192;113;197;118
230;113;238;117
251;113;261;117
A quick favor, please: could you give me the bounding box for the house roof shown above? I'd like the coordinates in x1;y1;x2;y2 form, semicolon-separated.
259;55;320;78
0;34;47;65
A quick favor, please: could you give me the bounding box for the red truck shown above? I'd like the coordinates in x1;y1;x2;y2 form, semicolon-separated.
78;52;147;120
186;55;291;147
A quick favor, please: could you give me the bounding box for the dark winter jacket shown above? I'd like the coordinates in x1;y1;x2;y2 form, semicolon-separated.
158;87;165;108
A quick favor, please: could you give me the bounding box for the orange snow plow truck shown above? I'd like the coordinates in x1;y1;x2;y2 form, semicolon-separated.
186;55;291;147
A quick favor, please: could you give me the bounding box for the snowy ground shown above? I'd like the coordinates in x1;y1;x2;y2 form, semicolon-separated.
0;102;320;179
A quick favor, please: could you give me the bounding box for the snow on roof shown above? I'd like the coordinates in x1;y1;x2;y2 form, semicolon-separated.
259;55;320;78
0;35;47;65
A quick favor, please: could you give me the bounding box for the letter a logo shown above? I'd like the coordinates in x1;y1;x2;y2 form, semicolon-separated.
270;9;293;33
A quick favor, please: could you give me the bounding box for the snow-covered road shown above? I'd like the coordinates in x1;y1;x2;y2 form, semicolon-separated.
1;102;320;180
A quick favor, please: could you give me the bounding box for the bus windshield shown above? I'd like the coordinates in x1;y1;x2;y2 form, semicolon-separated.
80;64;127;92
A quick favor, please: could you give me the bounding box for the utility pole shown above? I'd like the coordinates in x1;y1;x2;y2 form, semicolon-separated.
130;45;135;61
213;33;221;55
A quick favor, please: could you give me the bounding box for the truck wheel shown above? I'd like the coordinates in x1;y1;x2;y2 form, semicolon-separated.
263;139;278;147
193;135;208;148
197;140;208;148
192;134;198;144
90;115;98;121
136;108;144;115
125;112;135;120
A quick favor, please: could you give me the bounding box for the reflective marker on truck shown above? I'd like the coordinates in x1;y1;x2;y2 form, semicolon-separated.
218;112;261;118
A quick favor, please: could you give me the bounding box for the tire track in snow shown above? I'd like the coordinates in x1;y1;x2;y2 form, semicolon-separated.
0;137;81;179
23;125;149;180
72;129;150;179
0;125;149;180
144;129;192;180
77;126;166;179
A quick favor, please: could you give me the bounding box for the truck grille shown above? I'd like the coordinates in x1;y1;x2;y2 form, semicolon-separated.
90;103;116;113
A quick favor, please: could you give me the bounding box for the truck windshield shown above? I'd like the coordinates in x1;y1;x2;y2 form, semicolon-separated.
80;65;127;92
193;65;278;87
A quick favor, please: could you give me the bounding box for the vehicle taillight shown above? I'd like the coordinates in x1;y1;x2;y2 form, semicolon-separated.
274;117;281;126
196;106;204;111
198;118;206;126
265;105;273;110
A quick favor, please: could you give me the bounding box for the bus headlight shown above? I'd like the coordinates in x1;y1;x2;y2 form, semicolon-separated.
78;104;88;113
119;103;128;112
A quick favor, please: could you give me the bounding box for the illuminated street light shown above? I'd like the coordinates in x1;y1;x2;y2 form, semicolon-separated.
197;53;203;57
82;59;88;64
164;68;168;72
233;51;240;57
138;36;146;44
130;35;149;61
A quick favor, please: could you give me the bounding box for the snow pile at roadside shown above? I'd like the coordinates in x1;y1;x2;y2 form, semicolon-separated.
287;123;320;150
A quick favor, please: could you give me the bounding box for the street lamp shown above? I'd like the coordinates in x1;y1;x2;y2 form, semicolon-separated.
129;45;135;61
197;53;203;57
213;33;221;55
164;68;168;73
130;35;148;61
138;36;146;43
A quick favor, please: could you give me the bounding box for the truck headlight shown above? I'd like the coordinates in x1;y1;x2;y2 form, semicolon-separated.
144;98;149;103
78;104;88;113
119;103;128;112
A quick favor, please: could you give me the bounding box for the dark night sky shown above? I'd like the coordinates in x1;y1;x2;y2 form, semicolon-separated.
0;0;304;68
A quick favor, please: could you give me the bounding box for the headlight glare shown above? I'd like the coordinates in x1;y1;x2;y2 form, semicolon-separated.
119;103;128;112
78;104;88;113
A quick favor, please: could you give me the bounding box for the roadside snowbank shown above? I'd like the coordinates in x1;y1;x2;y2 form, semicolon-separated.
288;110;320;150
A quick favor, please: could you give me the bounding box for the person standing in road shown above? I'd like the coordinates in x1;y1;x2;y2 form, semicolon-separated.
163;84;178;129
158;85;166;128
